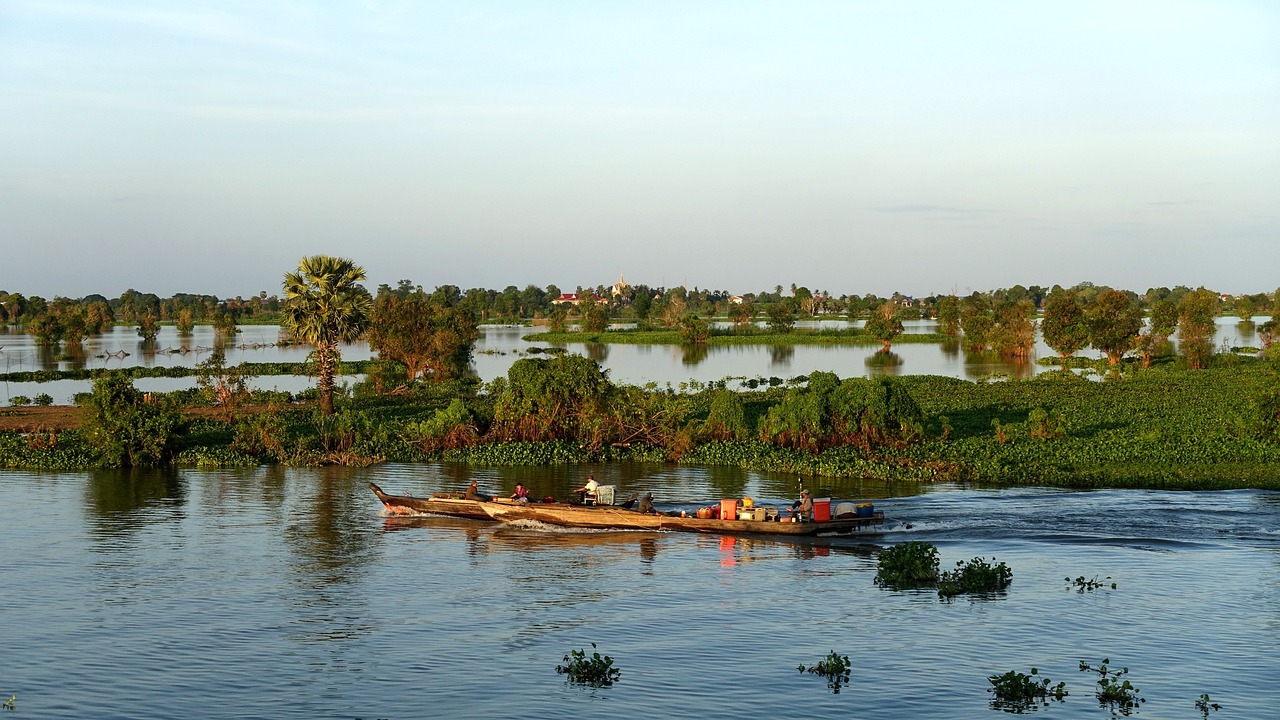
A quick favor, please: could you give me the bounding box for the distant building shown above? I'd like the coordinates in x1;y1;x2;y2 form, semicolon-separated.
610;274;630;298
551;292;607;306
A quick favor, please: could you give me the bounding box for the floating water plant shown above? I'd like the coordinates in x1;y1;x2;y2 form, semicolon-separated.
874;541;940;589
556;643;620;687
1195;693;1222;718
987;667;1067;712
798;651;851;693
3;694;14;711
1067;575;1116;592
937;557;1012;599
1080;658;1144;717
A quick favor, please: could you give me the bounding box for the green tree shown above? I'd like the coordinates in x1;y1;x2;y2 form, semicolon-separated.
727;299;754;328
1041;289;1089;364
1234;295;1257;323
212;310;239;338
27;313;63;346
991;299;1036;358
176;309;195;335
678;314;710;344
136;311;160;341
1086;289;1143;365
1135;298;1178;368
548;304;569;332
195;350;255;423
864;301;905;351
281;255;373;415
766;300;796;334
367;292;480;382
1178;288;1218;370
489;355;616;449
934;295;960;336
960;294;995;351
581;299;610;333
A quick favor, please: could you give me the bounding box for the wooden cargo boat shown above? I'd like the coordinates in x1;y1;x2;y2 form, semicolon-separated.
368;482;494;520
368;483;884;537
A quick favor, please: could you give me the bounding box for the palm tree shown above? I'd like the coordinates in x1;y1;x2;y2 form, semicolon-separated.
282;255;372;415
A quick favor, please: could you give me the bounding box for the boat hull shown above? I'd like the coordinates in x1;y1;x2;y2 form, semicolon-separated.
368;482;494;520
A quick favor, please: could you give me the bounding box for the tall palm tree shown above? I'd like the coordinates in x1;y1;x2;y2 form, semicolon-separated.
282;255;372;415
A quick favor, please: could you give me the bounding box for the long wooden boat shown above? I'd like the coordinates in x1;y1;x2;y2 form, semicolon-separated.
368;482;494;520
368;483;884;537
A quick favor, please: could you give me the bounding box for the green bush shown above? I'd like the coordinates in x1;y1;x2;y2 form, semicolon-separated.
80;374;184;467
8;396;31;406
34;393;54;406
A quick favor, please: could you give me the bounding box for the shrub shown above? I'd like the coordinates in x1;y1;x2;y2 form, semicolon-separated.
80;375;184;467
232;406;291;461
401;399;480;452
874;541;940;589
33;393;54;406
556;643;620;687
1027;405;1065;440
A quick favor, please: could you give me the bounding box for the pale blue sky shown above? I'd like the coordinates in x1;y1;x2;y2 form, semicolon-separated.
2;1;1277;299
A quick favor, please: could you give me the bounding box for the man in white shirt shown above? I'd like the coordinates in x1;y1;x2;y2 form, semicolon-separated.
573;475;599;504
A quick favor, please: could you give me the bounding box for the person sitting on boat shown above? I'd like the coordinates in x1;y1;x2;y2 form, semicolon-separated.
511;483;530;504
464;480;486;502
637;492;657;515
790;489;813;522
572;475;599;504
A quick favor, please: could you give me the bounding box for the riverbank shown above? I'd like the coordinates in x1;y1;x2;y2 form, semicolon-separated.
3;358;1277;491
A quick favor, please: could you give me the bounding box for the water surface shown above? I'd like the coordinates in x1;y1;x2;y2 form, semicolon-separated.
1;466;1276;719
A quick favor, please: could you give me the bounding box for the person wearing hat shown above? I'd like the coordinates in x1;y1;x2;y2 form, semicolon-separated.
790;489;814;522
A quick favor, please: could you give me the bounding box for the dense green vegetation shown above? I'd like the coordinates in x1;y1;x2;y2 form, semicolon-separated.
3;356;1279;490
4;269;1280;489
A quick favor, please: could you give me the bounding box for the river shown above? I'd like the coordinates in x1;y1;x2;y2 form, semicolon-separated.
1;465;1276;719
2;316;1271;405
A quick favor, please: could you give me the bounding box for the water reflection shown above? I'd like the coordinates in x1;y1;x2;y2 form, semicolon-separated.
769;345;794;367
83;467;185;522
680;343;708;365
584;342;609;364
865;350;902;377
61;342;90;370
280;468;377;645
963;350;1034;380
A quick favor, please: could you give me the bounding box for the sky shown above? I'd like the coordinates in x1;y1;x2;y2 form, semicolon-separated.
2;1;1278;300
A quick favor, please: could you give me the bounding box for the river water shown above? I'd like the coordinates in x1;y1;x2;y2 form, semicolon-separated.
2;465;1276;719
1;317;1269;404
